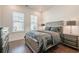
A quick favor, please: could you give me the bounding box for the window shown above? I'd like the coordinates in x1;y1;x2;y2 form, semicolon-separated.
31;15;38;30
12;12;24;32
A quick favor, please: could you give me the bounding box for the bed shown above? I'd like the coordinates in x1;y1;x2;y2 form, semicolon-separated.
25;31;54;52
24;21;63;53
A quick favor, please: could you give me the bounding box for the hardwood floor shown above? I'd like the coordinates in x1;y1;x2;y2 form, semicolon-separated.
9;39;32;53
47;44;78;53
9;39;78;53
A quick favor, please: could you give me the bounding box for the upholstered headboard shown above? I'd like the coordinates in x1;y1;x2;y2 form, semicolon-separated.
45;21;64;32
46;21;64;27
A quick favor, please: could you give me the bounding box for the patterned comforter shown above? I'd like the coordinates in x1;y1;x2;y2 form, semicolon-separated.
37;30;61;45
25;31;61;52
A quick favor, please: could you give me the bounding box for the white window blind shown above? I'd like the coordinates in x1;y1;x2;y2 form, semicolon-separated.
31;15;38;30
12;12;24;32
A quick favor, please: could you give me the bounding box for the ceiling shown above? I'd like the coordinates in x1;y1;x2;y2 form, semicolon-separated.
26;5;53;12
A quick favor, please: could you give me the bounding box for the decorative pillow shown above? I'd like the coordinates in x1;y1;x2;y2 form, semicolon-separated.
50;27;61;32
50;27;56;32
45;27;51;31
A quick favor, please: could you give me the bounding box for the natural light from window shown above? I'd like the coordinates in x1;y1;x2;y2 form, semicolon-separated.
31;15;38;30
12;12;24;32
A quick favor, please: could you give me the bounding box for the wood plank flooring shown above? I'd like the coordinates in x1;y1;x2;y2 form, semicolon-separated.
8;39;78;53
47;44;78;53
9;39;32;53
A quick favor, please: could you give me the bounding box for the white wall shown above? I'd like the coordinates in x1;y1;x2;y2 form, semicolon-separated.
43;6;79;23
0;5;43;42
0;6;2;26
43;5;79;35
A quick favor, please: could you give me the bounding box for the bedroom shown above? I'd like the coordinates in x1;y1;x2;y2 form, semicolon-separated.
0;5;79;53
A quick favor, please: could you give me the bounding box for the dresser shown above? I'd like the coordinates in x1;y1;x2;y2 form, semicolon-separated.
61;34;79;49
0;27;9;53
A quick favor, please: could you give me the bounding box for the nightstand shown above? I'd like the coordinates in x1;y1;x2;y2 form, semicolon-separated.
61;34;79;49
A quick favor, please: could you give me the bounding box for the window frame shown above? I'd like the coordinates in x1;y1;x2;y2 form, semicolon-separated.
30;15;38;30
12;12;25;32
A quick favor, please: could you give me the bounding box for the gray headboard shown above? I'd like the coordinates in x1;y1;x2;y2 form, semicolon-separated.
46;21;64;27
45;21;64;32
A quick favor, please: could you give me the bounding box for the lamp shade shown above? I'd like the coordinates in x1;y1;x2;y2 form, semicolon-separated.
41;24;45;26
67;21;76;26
